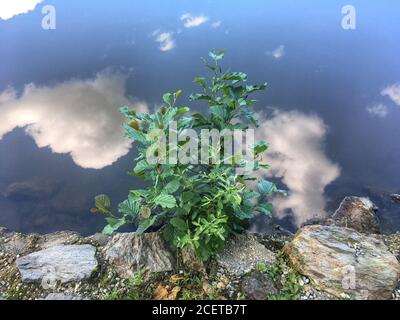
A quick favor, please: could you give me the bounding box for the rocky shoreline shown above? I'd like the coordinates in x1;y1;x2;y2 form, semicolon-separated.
1;196;400;301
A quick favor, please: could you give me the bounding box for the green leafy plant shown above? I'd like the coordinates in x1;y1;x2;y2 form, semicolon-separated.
93;50;279;261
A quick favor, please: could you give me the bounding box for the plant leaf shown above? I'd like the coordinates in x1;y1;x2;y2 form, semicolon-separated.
257;203;273;217
118;198;140;217
253;141;268;155
95;194;111;213
136;216;157;234
258;180;278;196
164;180;180;194
154;194;177;209
170;217;187;231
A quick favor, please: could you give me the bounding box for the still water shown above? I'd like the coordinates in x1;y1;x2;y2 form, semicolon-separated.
0;0;399;235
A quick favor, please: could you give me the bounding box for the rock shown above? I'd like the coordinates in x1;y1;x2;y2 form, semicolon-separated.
391;194;400;204
84;233;110;247
0;232;40;257
215;233;276;276
44;293;85;300
332;196;380;234
241;272;278;300
0;230;83;258
383;233;400;261
16;245;98;284
181;246;205;273
39;231;81;249
284;225;400;300
102;232;176;279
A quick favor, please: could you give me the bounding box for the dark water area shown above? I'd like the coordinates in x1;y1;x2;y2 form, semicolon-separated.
0;0;399;235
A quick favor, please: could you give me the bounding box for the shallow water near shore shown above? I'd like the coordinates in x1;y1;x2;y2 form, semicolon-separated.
0;0;399;235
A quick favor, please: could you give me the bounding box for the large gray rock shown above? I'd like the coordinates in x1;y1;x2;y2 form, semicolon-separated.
215;233;276;276
102;232;175;279
332;196;380;234
241;272;278;300
44;293;85;300
16;245;98;284
284;225;400;300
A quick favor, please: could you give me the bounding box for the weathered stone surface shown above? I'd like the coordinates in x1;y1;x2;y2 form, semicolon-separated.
0;232;40;257
215;233;276;276
0;229;83;257
84;233;111;247
16;245;98;283
241;272;278;300
181;246;205;273
284;225;400;300
44;293;85;300
39;231;81;250
391;194;400;204
332;196;380;234
102;232;175;279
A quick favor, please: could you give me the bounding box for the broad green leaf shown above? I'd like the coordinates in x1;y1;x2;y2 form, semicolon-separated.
136;216;157;234
134;160;151;174
243;191;261;201
154;194;177;209
119;106;136;119
194;77;207;88
253;141;268;155
140;206;152;219
163;224;175;243
118;198;140;217
102;218;126;235
258;180;278;196
164;180;180;194
223;72;248;84
174;90;182;103
241;109;259;127
95;194;111;213
176;107;190;115
232;204;253;220
130;189;147;197
163;93;172;106
181;191;195;203
177;117;193;129
210;105;228;121
123;124;147;144
189;93;212;101
170;217;187;231
246;83;268;93
257;203;273;217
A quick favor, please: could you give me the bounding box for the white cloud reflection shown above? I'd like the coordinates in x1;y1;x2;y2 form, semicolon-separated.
257;110;340;226
381;83;400;106
152;30;176;52
0;0;43;20
0;71;148;169
180;13;209;28
266;45;285;60
366;103;388;118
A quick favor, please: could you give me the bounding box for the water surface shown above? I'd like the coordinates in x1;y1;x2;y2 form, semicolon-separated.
0;0;399;235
